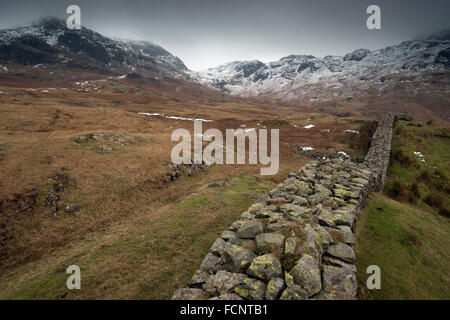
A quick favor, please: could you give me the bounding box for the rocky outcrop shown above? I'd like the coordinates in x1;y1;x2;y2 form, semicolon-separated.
172;114;394;300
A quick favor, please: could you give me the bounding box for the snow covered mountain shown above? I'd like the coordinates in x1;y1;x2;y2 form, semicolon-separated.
0;17;187;77
0;18;448;102
194;33;450;101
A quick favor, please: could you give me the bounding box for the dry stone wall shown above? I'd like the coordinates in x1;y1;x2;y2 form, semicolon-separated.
172;114;394;300
364;113;395;191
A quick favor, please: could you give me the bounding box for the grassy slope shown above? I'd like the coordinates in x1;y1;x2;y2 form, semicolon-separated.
0;174;276;299
356;120;450;300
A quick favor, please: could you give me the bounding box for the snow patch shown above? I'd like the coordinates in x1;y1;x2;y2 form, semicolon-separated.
138;112;213;122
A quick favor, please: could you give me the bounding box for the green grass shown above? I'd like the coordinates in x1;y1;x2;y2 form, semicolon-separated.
386;120;449;214
356;120;450;300
356;193;450;299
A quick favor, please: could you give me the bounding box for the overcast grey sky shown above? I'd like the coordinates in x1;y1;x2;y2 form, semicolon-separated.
0;0;449;70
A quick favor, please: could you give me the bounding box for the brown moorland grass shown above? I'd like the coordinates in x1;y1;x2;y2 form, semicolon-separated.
0;73;388;299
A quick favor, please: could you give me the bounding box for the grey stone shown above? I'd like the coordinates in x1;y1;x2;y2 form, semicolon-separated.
266;197;290;206
108;134;135;145
334;188;359;199
221;230;236;241
279;285;309;300
266;221;295;232
281;204;310;221
96;144;113;154
315;184;332;195
223;244;256;273
65;203;83;213
189;270;209;287
322;197;341;209
172;288;205;300
333;208;356;227
327;243;355;263
74;136;89;144
234;277;266;300
255;233;285;254
247;254;283;282
241;211;256;220
322;256;357;273
90;133;105;140
284;237;297;255
236;221;264;239
248;203;276;216
203;271;247;295
209;293;243;300
210;238;227;256
208;181;225;188
316;205;337;227
336;225;355;244
322;265;357;298
291;196;308;206
307;192;330;205
230;220;244;231
200;253;221;273
289;254;322;297
265;277;285;300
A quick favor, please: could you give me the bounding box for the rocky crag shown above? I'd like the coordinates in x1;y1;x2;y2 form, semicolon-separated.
172;114;395;300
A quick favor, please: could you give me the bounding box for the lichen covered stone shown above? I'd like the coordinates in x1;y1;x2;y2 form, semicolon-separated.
255;233;285;254
289;254;322;297
247;254;283;282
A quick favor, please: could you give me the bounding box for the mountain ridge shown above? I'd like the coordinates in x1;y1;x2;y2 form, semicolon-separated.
0;17;188;77
0;18;449;103
192;33;450;101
